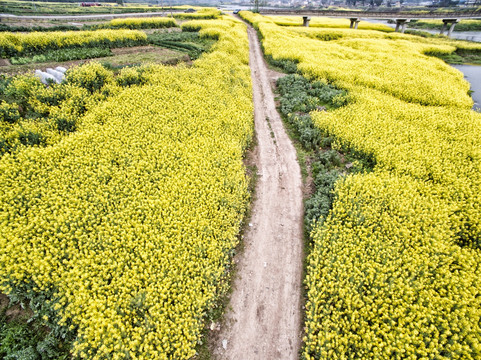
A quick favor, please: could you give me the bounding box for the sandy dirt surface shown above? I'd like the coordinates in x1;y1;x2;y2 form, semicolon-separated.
110;45;167;55
212;24;304;360
0;11;184;20
0;47;188;75
0;294;33;321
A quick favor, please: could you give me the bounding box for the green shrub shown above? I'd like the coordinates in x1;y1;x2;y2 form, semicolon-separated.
65;62;113;94
17;128;43;147
0;317;41;360
276;74;347;150
0;23;81;33
289;114;321;150
115;66;149;87
0;102;21;124
4;76;43;114
277;74;347;113
0;75;12;99
55;117;77;133
265;54;298;73
0;304;71;360
305;170;340;229
315;150;341;169
148;31;215;60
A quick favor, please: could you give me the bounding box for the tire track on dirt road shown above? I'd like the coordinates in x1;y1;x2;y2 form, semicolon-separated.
212;23;304;360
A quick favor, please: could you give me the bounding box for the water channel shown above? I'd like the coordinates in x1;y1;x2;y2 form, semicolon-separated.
406;28;481;42
454;65;481;111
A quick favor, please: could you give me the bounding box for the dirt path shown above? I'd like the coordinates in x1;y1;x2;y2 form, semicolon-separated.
0;11;183;20
212;24;304;360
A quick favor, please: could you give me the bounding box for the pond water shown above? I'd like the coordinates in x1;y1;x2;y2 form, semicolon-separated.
454;64;481;112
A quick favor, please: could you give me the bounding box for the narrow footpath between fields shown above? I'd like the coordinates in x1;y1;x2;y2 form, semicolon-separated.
212;23;304;360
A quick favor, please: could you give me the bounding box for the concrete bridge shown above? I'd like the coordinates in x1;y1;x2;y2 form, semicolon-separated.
260;9;481;36
260;9;480;19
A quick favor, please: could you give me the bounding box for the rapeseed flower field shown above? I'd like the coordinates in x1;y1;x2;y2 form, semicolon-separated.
106;17;178;29
0;29;147;57
241;11;481;359
0;17;253;359
267;15;395;32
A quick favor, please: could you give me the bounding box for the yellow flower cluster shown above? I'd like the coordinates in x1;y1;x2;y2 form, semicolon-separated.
180;18;243;43
279;21;481;54
0;64;125;155
305;172;481;359
0;29;147;57
0;16;252;359
106;17;178;29
267;15;395;32
65;62;115;93
255;21;472;107
239;11;273;29
174;8;221;20
240;12;481;359
312;86;481;246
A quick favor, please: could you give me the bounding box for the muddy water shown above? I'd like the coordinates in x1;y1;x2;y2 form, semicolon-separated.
454;64;481;111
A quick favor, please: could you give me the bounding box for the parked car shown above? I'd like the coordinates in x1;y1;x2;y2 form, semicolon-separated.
233;9;241;14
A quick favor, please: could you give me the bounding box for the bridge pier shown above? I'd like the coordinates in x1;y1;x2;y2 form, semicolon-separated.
394;19;410;33
440;19;459;37
349;18;360;29
302;16;311;27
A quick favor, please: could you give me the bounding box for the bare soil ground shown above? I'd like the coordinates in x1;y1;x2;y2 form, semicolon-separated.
211;24;304;360
0;294;33;322
0;46;188;75
110;45;168;55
